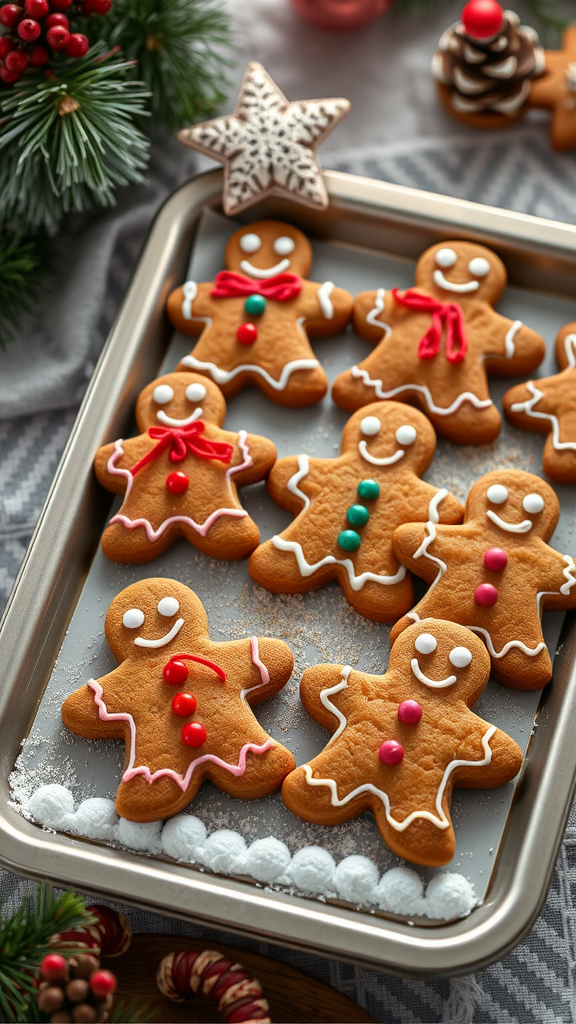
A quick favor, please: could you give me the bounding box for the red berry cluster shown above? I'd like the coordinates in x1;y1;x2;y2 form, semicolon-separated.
0;0;111;84
38;953;117;1024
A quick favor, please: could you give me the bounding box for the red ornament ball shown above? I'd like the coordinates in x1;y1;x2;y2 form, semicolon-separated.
0;36;14;57
163;659;189;686
17;16;41;40
46;22;69;47
165;471;189;494
181;722;207;747
29;42;48;63
46;11;68;25
172;692;197;717
236;322;258;345
89;970;117;998
50;0;72;8
24;0;48;17
41;953;69;983
461;0;503;39
5;47;28;70
65;31;88;56
0;5;22;28
475;582;499;607
483;547;508;571
378;739;404;765
397;699;423;725
88;0;111;12
0;63;21;81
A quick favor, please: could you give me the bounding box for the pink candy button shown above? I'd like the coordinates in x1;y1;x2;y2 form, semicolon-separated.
398;700;423;724
378;740;404;765
484;547;508;571
475;583;498;607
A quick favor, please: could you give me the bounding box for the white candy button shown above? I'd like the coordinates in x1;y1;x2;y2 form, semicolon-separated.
468;257;490;277
185;382;207;403
158;597;180;617
523;493;544;513
123;608;145;629
239;233;261;253
395;425;417;446
487;484;508;504
152;385;174;405
415;633;437;655
449;646;473;668
360;416;381;436
435;248;457;268
273;236;295;255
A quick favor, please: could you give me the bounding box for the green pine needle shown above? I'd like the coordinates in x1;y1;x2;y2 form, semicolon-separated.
0;45;151;234
0;886;97;1023
102;0;231;131
0;233;51;349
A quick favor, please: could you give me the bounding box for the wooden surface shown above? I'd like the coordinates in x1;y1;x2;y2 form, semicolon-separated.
102;934;376;1023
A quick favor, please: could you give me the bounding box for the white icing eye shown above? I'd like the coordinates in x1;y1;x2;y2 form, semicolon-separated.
487;484;508;504
185;382;207;403
449;646;473;668
157;597;180;617
123;608;145;629
415;633;437;655
523;493;544;514
435;248;457;268
360;416;381;437
153;385;174;405
395;425;417;446
239;233;261;253
273;236;295;256
468;257;490;277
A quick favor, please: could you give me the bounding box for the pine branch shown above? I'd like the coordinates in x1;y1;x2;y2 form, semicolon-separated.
393;0;570;35
0;886;97;1023
0;232;52;349
0;45;150;233
99;0;231;131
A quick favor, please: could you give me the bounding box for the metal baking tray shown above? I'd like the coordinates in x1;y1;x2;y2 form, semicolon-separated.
2;168;576;978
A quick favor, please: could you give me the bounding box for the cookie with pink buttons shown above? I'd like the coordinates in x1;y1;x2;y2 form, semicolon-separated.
61;580;296;822
332;241;545;444
166;220;353;407
391;470;576;689
503;322;576;483
94;372;276;564
248;401;463;621
282;620;522;866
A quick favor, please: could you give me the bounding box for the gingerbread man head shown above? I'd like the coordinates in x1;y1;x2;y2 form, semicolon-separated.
223;220;313;279
391;619;490;707
340;402;437;475
106;579;209;664
415;241;506;306
466;469;559;542
135;372;226;432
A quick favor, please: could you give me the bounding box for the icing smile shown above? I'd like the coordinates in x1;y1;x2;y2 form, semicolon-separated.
134;618;184;648
433;270;479;294
358;441;404;466
411;658;457;688
240;258;291;278
486;510;533;533
156;407;202;427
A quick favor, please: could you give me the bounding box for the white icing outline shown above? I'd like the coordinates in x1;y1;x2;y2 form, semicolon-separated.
366;289;392;336
510;337;576;451
271;535;406;592
321;666;352;747
358;441;404;467
410;658;457;689
240;258;291;278
156;407;203;428
317;281;334;319
182;281;197;320
351;365;493;417
433;270;479;294
287;454;311;511
486;510;533;533
504;321;522;359
134;618;184;648
180;354;319;391
241;637;271;700
302;718;498;831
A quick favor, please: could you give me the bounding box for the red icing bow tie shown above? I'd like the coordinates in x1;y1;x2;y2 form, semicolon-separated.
132;421;234;476
391;288;468;364
211;270;302;302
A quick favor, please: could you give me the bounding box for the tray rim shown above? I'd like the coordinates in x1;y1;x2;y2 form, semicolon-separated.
2;167;576;978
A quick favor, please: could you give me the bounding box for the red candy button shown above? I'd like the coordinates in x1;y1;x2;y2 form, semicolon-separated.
163;660;189;685
172;692;197;717
484;547;507;571
398;700;422;724
462;0;503;38
236;322;258;344
166;471;189;494
378;740;404;765
181;722;207;747
475;583;498;607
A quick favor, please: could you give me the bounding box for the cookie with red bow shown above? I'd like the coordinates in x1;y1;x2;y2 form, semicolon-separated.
94;372;276;564
332;241;545;444
166;220;353;407
282;620;522;866
62;580;296;821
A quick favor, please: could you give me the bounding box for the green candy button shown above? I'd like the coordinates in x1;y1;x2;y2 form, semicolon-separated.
338;529;361;552
244;294;266;316
357;478;380;500
347;504;369;527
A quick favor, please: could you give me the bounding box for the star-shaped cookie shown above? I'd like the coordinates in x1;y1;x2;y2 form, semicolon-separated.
529;26;576;150
178;62;350;215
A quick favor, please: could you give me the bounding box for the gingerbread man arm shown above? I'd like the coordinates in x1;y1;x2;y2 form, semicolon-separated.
166;281;214;336
243;637;294;704
266;454;318;514
352;288;398;345
299;663;357;734
503;377;558;436
453;718;522;789
61;672;125;741
392;521;450;584
416;481;465;526
219;429;277;488
533;540;576;611
94;435;150;494
482;312;545;377
300;280;353;338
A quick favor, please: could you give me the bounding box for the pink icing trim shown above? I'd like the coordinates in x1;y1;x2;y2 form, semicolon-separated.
106;440;248;541
87;679;273;792
227;429;253;477
241;637;271;700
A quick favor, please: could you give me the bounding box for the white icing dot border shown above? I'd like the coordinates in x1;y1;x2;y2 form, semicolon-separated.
26;783;478;922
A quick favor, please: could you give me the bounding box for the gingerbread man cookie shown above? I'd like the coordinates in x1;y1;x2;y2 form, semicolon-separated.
504;323;576;483
332;241;545;444
94;372;276;564
166;220;353;407
529;26;576;151
62;580;296;822
282;620;522;866
391;470;576;689
248;402;463;621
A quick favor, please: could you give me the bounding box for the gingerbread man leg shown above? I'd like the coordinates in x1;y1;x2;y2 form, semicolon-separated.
485;643;552;691
282;761;365;827
102;513;261;565
255;363;329;408
210;743;296;800
373;805;456;867
339;572;415;623
116;774;202;822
